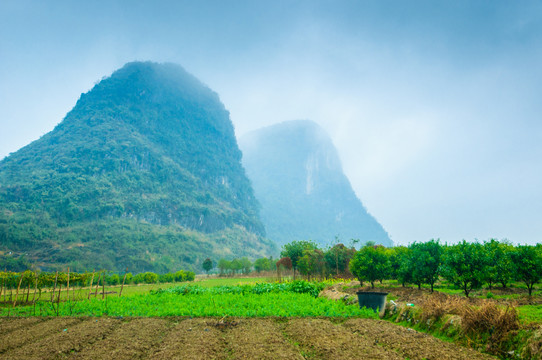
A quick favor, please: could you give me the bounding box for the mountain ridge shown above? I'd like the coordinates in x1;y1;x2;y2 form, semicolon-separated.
0;61;276;272
239;119;392;248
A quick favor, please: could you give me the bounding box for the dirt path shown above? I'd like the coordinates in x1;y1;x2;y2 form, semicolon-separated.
0;317;497;359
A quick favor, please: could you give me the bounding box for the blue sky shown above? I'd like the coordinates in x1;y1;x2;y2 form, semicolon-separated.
1;0;541;245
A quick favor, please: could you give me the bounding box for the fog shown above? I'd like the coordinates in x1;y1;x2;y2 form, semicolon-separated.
1;0;542;245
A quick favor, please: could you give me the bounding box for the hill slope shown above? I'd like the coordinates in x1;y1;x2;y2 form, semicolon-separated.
0;61;276;272
239;120;391;248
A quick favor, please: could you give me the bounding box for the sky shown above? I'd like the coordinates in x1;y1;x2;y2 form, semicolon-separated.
1;0;541;246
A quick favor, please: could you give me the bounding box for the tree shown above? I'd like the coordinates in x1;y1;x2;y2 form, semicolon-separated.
281;240;318;279
441;241;486;297
388;246;412;287
254;257;273;273
510;245;542;296
409;239;443;292
298;249;326;280
217;259;230;277
483;239;514;289
239;257;252;275
202;258;214;276
324;243;355;277
349;245;390;288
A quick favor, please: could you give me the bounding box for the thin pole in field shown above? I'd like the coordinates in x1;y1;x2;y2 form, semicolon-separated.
51;271;58;303
94;272;101;298
88;270;95;300
119;268;128;297
66;267;70;301
13;273;23;308
102;272;105;300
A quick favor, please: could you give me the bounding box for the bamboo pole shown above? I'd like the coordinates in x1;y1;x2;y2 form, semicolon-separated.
94;272;101;298
66;267;70;301
13;273;23;307
31;272;38;303
26;279;31;303
51;271;58;303
87;270;95;300
102;273;105;300
119;268;128;297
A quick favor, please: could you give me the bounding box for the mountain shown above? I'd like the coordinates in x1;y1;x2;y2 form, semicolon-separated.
239;120;392;248
0;61;276;272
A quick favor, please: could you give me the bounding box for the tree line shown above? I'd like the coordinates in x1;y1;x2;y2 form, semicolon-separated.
208;239;542;297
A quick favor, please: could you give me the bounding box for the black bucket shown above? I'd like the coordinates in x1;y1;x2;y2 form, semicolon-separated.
356;291;388;315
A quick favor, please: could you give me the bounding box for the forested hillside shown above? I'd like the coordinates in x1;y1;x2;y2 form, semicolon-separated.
0;61;276;272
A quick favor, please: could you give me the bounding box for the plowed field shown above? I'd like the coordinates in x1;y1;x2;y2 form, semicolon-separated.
0;317;496;359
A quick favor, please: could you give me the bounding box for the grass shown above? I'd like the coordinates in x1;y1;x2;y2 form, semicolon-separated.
518;305;542;324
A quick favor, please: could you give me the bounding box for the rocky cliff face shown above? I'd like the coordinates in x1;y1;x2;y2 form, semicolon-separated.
0;61;276;272
239;120;391;248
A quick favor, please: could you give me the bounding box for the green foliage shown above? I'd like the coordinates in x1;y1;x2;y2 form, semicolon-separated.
4;291;377;318
253;257;274;273
409;239;443;292
0;61;277;272
349;245;390;288
202;258;213;274
510;245;542;296
280;240;318;277
441;241;487;297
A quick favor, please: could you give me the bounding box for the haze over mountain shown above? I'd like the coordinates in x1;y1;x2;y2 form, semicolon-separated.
0;61;276;272
239;120;391;248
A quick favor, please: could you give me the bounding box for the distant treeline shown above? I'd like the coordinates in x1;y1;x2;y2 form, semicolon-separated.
210;239;542;297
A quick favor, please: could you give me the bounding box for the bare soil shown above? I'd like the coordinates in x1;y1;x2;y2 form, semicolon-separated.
0;317;496;359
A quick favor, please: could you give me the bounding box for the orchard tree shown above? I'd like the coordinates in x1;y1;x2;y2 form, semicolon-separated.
409;239;443;292
217;259;231;276
202;258;214;276
510;245;542;296
281;240;318;279
254;257;273;273
239;257;252;275
441;241;486;297
389;246;412;287
483;239;514;289
349;245;390;288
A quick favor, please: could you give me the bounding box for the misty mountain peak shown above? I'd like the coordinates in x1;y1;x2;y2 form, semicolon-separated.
239;120;391;247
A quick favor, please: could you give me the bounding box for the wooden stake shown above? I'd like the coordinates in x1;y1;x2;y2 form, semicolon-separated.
51;271;58;303
88;270;95;300
102;272;105;300
119;268;128;297
94;272;101;298
66;267;70;301
13;273;23;308
31;272;38;303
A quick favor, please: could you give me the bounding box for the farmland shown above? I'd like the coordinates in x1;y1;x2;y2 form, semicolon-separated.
0;316;496;359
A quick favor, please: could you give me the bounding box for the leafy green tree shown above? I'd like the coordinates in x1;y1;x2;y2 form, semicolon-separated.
388;246;412;287
281;240;318;279
483;239;514;289
239;257;252;275
230;259;243;275
441;241;486;297
324;243;355;277
298;249;326;280
349;245;390;288
409;239;443;292
217;259;230;276
202;258;214;276
254;257;273;273
510;245;542;296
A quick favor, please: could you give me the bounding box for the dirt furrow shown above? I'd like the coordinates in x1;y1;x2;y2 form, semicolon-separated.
0;318;81;354
342;318;496;360
0;317;44;337
2;317;121;359
147;318;229;360
221;318;302;359
283;318;404;359
69;317;171;360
